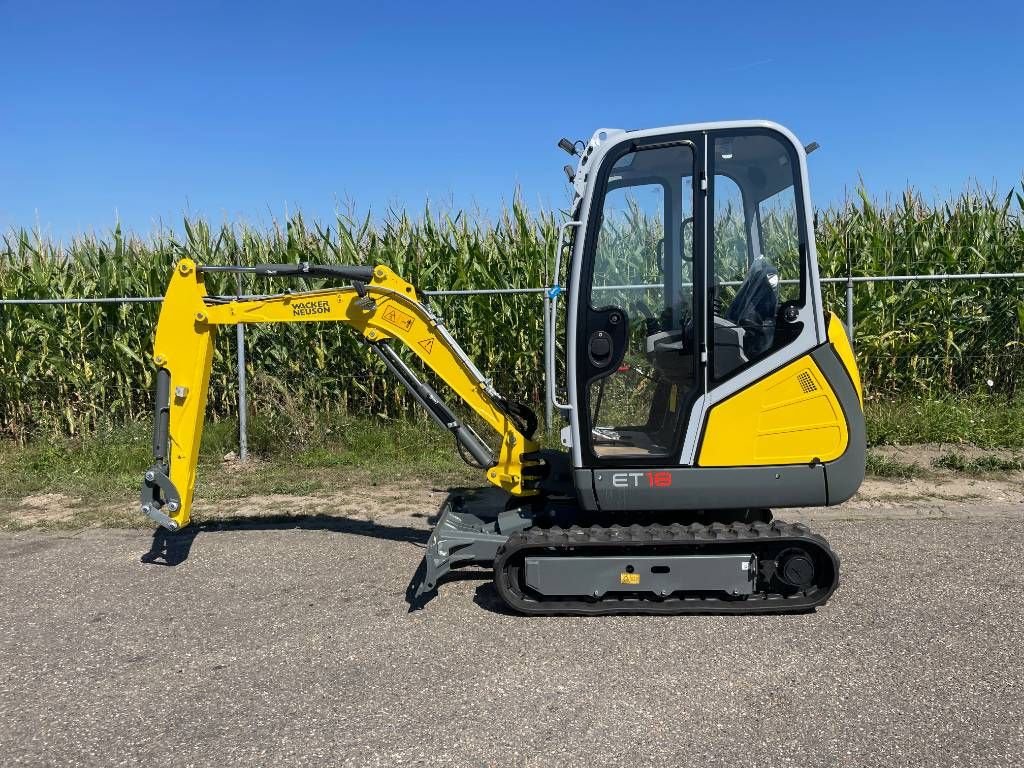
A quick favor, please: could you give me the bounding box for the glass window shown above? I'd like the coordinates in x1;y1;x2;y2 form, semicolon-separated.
591;183;666;305
711;133;805;381
757;187;801;304
586;144;697;459
713;175;749;289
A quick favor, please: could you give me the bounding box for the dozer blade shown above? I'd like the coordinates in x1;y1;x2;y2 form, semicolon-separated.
408;488;532;606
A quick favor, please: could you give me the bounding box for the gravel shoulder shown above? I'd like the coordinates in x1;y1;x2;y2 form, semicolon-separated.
1;486;1022;767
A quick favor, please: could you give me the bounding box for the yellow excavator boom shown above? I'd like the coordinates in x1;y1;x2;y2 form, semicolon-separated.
140;258;539;531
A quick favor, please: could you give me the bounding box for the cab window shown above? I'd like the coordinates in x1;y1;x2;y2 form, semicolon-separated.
710;133;805;381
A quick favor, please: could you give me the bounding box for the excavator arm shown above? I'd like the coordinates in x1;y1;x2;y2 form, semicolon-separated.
140;258;540;531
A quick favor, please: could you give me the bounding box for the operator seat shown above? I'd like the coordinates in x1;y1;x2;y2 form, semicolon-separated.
644;256;781;382
724;255;779;357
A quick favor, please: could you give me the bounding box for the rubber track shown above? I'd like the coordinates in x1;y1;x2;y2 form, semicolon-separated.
493;520;840;616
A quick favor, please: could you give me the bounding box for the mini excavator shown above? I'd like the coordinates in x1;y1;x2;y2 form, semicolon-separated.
141;121;864;614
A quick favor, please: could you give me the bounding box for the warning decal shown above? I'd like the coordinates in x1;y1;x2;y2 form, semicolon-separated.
381;306;414;332
418;338;435;354
620;572;640;585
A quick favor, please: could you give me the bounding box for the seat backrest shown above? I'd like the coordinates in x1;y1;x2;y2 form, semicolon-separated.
724;256;779;354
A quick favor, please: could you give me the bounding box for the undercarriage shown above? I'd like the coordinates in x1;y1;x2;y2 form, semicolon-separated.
413;488;839;615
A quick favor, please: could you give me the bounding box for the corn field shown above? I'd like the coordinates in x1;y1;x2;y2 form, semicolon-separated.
819;187;1024;396
1;184;1023;439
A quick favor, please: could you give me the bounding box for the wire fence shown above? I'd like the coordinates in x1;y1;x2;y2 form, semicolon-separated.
2;272;1023;454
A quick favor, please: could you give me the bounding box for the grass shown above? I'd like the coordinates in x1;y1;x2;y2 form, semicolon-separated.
865;453;922;479
862;449;1024;480
0;414;476;530
865;397;1024;448
931;452;1024;473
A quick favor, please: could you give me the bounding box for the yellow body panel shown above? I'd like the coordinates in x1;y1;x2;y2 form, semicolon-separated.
698;354;849;467
826;312;862;405
153;260;538;529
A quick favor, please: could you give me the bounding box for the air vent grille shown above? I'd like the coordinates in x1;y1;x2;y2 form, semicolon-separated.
797;371;818;394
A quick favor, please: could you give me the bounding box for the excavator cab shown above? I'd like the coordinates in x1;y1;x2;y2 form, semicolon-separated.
140;120;864;615
554;123;864;513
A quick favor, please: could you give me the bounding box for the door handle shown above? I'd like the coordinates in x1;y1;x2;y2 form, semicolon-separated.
588;330;614;367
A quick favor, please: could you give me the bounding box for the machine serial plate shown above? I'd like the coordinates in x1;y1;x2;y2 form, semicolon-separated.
523;554;757;598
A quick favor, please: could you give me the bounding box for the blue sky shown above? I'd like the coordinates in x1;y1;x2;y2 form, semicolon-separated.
2;0;1022;240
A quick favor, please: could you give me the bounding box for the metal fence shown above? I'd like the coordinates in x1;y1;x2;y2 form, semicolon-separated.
2;272;1023;456
820;273;1024;399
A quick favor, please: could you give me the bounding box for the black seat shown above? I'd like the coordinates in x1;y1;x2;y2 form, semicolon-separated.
724;256;779;356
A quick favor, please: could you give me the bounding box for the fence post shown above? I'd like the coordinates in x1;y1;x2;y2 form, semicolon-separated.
542;291;553;434
844;232;854;344
235;274;249;461
236;323;249;461
845;277;854;344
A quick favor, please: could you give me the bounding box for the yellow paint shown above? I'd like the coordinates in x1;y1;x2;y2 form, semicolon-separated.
698;354;849;467
151;259;215;529
827;312;863;406
152;260;539;529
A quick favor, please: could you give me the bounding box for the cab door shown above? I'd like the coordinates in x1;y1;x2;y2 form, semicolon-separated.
695;128;829;467
571;134;706;467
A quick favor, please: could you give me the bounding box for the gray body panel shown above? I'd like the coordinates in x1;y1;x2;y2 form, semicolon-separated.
573;468;599;511
524;554;757;597
588;464;827;511
813;344;866;504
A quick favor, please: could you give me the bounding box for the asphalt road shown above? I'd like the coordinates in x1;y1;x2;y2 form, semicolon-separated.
1;505;1022;767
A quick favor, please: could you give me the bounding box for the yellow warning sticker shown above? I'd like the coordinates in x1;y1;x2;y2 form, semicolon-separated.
381;306;414;332
620;572;640;585
418;338;435;354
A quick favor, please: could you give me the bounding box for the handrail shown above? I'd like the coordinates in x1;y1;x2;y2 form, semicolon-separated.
546;220;582;414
